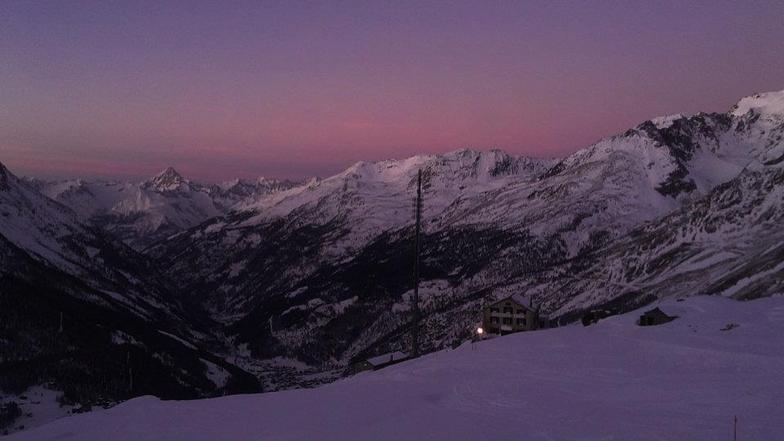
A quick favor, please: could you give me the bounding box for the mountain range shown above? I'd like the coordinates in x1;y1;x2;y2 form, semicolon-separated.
2;89;783;416
25;168;299;250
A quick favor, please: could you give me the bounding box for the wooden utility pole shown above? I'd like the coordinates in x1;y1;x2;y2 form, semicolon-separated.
411;169;422;358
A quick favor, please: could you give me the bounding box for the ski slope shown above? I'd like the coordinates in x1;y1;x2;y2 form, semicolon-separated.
7;295;783;441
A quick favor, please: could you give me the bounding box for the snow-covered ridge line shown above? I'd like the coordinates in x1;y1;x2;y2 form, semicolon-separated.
23;166;301;250
235;89;784;221
16;88;784;250
731;89;784;117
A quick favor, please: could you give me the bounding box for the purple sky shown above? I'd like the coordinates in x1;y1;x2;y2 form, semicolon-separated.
2;0;783;182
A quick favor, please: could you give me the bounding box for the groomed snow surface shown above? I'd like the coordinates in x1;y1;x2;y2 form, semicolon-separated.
8;296;784;441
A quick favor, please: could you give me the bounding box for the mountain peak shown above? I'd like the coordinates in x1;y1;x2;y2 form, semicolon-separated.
730;90;784;117
157;166;183;180
145;167;188;192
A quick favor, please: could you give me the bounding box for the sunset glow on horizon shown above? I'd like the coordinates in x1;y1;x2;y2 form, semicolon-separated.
2;0;783;182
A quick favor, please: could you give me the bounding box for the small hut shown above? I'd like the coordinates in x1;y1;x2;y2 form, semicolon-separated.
638;307;676;326
581;309;616;326
350;351;409;375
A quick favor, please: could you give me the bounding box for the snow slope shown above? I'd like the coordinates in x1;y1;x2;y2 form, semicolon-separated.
7;295;783;441
234;149;553;254
507;165;784;319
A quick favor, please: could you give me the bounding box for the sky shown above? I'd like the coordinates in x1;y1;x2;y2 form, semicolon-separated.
1;0;783;182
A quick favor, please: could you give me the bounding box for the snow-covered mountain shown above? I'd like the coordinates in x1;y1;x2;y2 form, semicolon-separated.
0;162;261;418
148;150;556;315
145;90;784;369
1;161;174;315
3;89;783;416
28;168;298;250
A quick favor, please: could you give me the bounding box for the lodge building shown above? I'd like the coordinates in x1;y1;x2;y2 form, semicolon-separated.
482;294;543;335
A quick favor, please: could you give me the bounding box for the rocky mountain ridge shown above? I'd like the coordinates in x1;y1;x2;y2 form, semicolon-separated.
3;89;783;397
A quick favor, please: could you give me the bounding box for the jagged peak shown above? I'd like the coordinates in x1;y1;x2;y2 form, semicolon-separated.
144;166;188;192
153;166;184;181
730;90;784;117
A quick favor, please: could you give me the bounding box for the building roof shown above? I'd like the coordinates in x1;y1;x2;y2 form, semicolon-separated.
642;307;673;318
366;351;409;367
